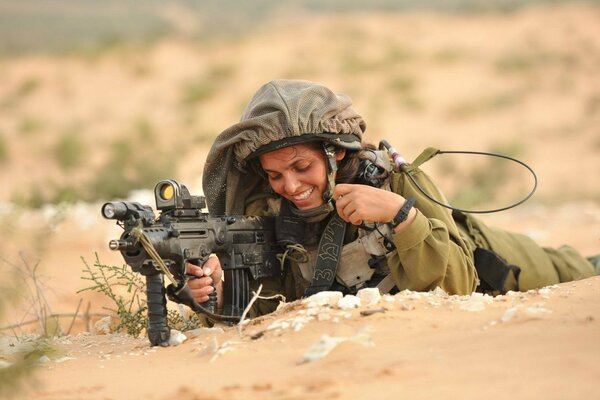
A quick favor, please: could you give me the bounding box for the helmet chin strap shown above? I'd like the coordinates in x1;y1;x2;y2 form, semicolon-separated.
286;142;338;222
322;143;338;203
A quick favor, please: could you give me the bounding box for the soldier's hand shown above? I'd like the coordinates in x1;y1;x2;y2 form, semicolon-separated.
334;183;416;231
185;256;223;306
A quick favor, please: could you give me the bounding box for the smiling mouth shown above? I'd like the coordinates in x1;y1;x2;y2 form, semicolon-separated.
292;187;314;201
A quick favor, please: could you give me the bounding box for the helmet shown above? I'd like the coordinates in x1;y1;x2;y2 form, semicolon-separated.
203;80;366;215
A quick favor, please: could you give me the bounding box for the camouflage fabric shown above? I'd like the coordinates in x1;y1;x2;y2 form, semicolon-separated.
203;79;365;216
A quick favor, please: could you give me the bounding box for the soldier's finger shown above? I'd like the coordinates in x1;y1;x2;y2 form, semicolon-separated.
185;263;203;277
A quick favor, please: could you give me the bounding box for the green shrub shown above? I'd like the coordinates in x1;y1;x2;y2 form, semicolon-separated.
79;255;202;337
54;132;84;170
17;117;43;136
0;134;8;164
86;136;175;201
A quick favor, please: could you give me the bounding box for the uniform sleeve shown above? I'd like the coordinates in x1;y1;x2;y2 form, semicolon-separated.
386;168;477;295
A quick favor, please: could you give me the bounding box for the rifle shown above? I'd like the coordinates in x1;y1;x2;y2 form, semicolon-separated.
102;179;283;346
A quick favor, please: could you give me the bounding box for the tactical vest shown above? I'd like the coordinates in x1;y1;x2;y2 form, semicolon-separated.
269;149;398;297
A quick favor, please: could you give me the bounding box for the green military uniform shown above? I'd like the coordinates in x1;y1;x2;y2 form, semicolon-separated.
245;162;595;317
202;79;596;319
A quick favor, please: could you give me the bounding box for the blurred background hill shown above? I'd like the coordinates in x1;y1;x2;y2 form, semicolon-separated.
1;0;599;206
0;0;598;331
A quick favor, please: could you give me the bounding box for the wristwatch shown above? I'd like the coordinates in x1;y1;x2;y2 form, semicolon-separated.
389;197;416;229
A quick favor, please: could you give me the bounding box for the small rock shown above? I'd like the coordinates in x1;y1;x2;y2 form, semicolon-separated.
38;355;51;364
382;294;395;303
337;295;361;310
538;288;551;296
0;360;12;369
408;292;422;300
168;329;188;346
431;287;449;298
356;288;381;306
303;291;344;307
94;316;112;335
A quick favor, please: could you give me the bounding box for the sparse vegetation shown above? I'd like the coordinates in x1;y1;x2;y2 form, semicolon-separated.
54;130;85;170
79;255;149;337
79;255;202;337
446;141;527;208
447;88;528;119
0;256;58;399
87;135;176;201
0;77;41;109
181;64;235;106
494;49;578;74
0;134;8;164
17;117;43;136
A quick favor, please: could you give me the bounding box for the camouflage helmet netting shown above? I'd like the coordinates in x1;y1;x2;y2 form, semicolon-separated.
202;79;366;215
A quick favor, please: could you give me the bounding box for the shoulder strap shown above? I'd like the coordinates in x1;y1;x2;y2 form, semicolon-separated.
401;147;440;173
303;213;347;297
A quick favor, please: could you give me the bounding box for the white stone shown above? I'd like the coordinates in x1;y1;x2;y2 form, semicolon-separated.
0;360;12;368
538;288;551;296
408;292;422;300
302;291;344;307
356;288;381;306
337;295;361;309
382;294;395;303
38;355;51;364
431;287;449;298
94;316;112;335
168;329;188;346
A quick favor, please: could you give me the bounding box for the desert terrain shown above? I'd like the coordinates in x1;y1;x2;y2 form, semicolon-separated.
0;2;599;399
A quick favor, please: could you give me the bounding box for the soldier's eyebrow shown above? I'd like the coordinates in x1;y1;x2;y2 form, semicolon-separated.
262;159;311;174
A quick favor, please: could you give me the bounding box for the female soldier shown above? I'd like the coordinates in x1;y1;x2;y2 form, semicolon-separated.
187;79;596;317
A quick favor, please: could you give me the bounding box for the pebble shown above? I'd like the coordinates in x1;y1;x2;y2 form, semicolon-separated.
94;316;112;335
302;291;344;307
168;329;188;346
337;295;361;309
301;327;374;363
382;294;395;303
38;355;51;364
356;288;381;305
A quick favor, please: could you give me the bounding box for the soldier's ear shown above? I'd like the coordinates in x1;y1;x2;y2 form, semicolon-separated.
335;148;346;161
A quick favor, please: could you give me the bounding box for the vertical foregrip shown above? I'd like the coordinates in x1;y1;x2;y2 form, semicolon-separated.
145;274;170;347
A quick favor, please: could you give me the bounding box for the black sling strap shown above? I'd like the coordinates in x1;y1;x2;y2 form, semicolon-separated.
303;213;347;297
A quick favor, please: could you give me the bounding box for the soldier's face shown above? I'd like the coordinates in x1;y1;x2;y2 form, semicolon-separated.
259;143;344;210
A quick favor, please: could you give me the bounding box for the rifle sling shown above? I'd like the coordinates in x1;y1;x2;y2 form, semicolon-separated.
303;213;347;297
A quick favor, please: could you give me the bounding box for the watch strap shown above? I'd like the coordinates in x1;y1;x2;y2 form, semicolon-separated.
389;197;416;229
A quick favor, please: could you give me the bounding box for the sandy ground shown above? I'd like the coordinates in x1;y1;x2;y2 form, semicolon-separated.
1;4;599;399
13;276;600;400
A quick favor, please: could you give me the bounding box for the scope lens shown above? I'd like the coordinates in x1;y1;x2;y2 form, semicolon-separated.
102;203;117;219
159;183;174;201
